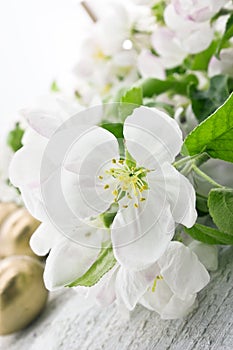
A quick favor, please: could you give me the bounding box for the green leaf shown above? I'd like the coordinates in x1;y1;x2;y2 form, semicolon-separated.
189;75;230;122
196;193;209;216
182;93;233;163
100;122;123;139
217;13;233;57
184;223;233;245
191;41;218;71
141;74;198;98
7;123;24;152
119;86;143;121
125;149;137;169
208;188;233;235
144;100;174;116
101;203;118;228
100;122;124;157
50;80;60;92
66;243;116;287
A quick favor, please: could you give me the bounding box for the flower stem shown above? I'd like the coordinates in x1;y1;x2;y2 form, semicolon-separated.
192;164;223;188
173;153;209;170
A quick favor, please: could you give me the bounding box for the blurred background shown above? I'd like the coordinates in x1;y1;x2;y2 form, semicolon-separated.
0;0;92;137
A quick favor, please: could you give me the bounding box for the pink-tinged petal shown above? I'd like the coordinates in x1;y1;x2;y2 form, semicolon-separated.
93;265;119;306
124;106;183;168
21;109;62;139
137;50;165;79
173;0;227;22
164;4;213;54
151;28;186;68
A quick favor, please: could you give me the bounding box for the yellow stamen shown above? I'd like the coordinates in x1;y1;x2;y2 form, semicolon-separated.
112;189;118;197
104;184;110;189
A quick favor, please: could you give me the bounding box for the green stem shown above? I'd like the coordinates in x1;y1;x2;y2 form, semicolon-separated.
192;164;223;188
174;152;210;170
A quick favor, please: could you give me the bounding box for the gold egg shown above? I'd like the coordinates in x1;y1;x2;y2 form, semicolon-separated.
0;203;40;259
0;255;48;335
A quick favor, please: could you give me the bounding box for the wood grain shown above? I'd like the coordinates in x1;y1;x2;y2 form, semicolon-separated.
1;246;233;350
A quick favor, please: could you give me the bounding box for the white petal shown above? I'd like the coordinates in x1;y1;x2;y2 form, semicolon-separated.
141;277;197;318
189;241;218;271
137;50;165;79
140;279;173;313
164;5;213;54
30;222;62;256
151;28;186;68
153;162;197;227
9;138;47;189
112;187;175;270
180;22;213;54
64;126;119;218
44;238;100;291
93;265;119;306
173;0;227;22
161;294;197;319
21;109;62;138
124;106;183;167
115;264;159;310
158;241;210;300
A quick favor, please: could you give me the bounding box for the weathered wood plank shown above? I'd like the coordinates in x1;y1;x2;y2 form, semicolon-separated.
1;246;233;350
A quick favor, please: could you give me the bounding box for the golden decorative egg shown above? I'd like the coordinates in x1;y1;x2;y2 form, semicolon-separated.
0;203;40;259
0;255;48;335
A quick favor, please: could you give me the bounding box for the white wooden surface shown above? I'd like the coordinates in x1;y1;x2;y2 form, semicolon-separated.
1;246;233;350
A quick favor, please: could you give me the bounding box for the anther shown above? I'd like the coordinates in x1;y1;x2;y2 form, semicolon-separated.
104;184;110;189
112;159;116;164
140;197;146;201
134;203;139;208
98;175;103;180
112;190;118;196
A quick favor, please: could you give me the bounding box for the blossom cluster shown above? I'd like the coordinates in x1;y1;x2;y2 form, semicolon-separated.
4;0;233;319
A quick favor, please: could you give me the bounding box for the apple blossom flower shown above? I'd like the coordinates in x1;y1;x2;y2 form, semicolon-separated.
10;104;197;273
61;106;197;270
172;0;228;22
164;4;213;54
90;241;210;319
73;1;156;100
139;242;210;318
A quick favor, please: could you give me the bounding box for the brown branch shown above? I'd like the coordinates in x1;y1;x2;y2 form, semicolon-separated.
81;1;98;23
